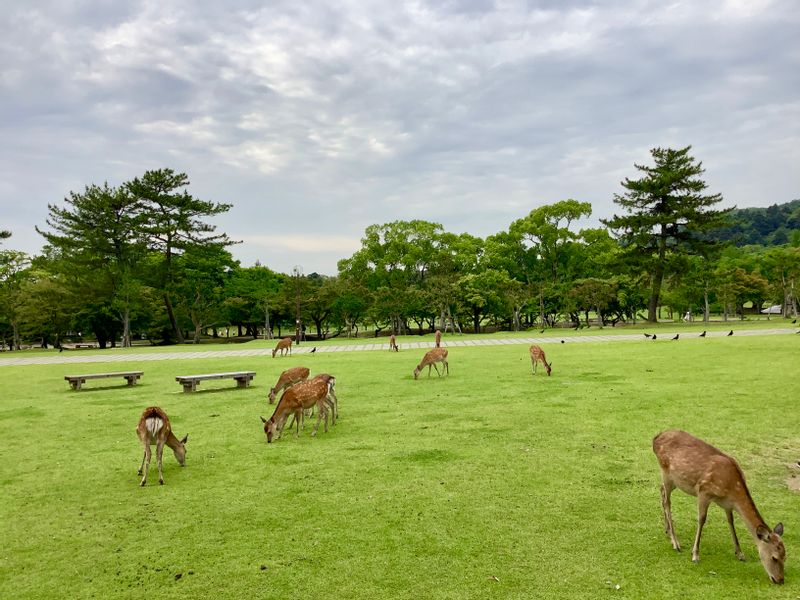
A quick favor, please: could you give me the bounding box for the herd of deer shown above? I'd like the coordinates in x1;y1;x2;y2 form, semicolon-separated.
134;331;786;584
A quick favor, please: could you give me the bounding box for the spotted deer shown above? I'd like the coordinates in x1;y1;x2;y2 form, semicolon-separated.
529;344;552;376
136;406;187;486
653;430;785;584
272;337;293;358
413;347;449;380
261;378;331;443
389;334;399;352
268;366;310;403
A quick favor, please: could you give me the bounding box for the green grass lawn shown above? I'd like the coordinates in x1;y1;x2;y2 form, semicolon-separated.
1;332;798;598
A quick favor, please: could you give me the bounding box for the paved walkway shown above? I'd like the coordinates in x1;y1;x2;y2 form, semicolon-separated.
0;328;794;368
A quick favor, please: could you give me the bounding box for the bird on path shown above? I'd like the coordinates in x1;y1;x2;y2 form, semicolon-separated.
561;340;565;343
652;334;657;340
671;334;679;340
699;331;706;337
644;333;652;338
727;330;734;336
310;347;317;354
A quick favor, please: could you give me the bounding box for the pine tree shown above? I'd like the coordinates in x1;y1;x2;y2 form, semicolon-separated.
601;146;731;323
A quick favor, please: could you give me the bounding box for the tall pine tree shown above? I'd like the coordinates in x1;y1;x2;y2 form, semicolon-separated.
601;146;730;322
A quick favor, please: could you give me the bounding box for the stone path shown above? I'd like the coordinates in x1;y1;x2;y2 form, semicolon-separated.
0;328;794;368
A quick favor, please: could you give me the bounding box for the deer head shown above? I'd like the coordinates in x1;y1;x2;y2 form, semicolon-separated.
173;434;188;466
756;523;785;584
261;416;277;443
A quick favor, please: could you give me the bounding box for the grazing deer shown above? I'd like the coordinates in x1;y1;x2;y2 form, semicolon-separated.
272;337;293;358
268;366;310;403
529;345;552;376
261;378;331;443
312;373;338;423
413;348;449;380
389;334;399;352
435;329;442;348
136;407;188;486
652;430;785;584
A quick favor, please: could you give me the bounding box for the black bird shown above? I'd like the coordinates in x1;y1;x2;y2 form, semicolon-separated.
699;331;706;337
539;329;545;334
644;333;652;338
310;347;317;354
671;334;679;340
727;330;734;336
652;334;657;340
792;319;797;324
561;340;565;343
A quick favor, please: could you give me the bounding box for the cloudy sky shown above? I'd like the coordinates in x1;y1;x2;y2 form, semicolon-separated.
2;0;798;274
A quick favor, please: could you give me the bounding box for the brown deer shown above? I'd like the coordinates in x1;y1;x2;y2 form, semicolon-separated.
434;329;442;348
261;378;331;443
272;337;292;358
389;334;399;352
413;347;449;380
136;406;188;486
312;373;338;423
652;430;785;584
268;366;310;403
529;344;552;376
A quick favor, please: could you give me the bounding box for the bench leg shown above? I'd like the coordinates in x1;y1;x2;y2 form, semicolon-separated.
69;380;82;391
125;376;139;386
182;381;197;393
235;377;251;388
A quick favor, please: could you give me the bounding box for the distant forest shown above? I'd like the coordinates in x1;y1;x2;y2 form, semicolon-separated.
711;199;800;246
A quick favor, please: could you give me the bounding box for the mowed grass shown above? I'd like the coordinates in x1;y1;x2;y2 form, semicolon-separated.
1;333;798;599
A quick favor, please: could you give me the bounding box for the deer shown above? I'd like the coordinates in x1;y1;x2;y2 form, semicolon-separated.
435;329;442;348
389;334;399;352
268;366;310;403
135;406;188;486
413;347;449;380
529;344;552;376
652;430;785;584
272;337;292;358
260;377;331;443
287;373;339;430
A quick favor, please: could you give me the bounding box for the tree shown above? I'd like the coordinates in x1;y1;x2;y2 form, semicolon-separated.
602;146;731;323
0;250;31;350
126;169;234;343
0;230;10;243
36;183;146;346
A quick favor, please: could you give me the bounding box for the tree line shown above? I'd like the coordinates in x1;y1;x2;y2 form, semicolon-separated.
1;148;798;350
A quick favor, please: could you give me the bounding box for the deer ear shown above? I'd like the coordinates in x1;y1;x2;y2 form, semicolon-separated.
180;434;188;444
774;522;784;536
756;524;770;541
260;416;267;423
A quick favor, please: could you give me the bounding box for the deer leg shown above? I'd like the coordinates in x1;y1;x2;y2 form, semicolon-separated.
660;478;681;551
691;494;712;563
138;445;147;476
432;363;441;377
726;509;745;561
444;360;449;376
312;404;325;436
532;358;537;374
326;397;336;424
156;440;165;485
140;444;152;486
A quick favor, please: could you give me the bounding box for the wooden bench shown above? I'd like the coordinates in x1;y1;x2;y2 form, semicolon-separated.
65;371;143;390
73;343;99;349
175;371;256;393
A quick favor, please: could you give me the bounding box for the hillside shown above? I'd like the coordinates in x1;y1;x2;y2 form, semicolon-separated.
712;199;800;246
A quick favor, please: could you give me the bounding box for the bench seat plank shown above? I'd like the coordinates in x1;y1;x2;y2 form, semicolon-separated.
175;371;256;393
65;371;144;390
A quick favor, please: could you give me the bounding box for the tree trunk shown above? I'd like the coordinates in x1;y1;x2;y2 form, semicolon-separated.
163;293;184;344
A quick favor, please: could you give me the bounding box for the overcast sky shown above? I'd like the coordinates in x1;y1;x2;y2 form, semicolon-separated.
2;0;798;274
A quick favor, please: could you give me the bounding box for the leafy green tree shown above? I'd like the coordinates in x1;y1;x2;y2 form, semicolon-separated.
36;183;146;346
126;169;234;343
602;146;731;322
0;250;31;350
